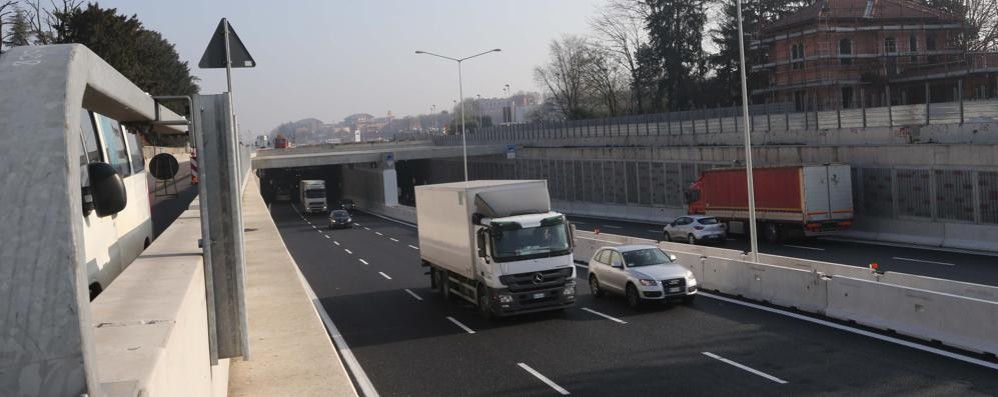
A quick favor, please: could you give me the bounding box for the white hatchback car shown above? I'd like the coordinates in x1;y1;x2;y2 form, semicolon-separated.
663;215;726;245
588;245;697;308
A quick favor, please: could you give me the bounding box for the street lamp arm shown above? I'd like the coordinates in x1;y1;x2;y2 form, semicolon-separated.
459;48;502;62
414;50;460;62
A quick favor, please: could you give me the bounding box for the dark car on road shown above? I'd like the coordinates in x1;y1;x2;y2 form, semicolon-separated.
328;210;353;229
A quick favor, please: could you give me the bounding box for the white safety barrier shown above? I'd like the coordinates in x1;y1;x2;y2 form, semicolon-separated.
573;230;998;356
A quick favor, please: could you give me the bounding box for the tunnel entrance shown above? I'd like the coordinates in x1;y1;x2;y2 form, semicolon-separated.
394;159;433;206
258;164;345;206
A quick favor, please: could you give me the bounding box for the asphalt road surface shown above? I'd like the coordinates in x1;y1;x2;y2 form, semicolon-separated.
271;202;998;396
566;215;998;287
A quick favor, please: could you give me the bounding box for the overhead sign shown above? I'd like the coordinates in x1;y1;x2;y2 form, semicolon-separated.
199;18;256;69
384;153;395;168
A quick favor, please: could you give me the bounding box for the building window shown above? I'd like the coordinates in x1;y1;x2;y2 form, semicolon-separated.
885;37;897;54
926;36;937;63
791;42;805;70
909;35;918;62
839;38;853;65
842;87;854;109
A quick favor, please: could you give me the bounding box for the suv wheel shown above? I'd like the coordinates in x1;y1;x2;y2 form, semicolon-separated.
626;284;641;308
589;274;604;298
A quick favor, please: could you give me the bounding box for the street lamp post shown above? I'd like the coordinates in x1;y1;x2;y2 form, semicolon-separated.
736;0;759;261
415;48;502;181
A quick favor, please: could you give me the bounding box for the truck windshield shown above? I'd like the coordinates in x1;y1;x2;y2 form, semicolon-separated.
492;223;570;262
305;190;325;198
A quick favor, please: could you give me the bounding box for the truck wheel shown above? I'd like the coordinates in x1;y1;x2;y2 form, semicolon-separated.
763;223;781;244
626;284;641;308
589;275;604;298
687;234;697;245
440;270;453;300
429;267;438;291
477;285;494;320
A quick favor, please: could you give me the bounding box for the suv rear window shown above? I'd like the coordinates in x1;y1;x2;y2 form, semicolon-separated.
697;218;719;225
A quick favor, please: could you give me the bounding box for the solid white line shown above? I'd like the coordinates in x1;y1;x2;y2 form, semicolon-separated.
698;292;998;371
344;249;352;254
408;245;419;250
359;259;369;265
354;223;362;226
581;307;627;324
601;224;623;229
823;237;998;258
375;231;383;236
389;238;399;242
324;235;330;239
574;263;589;268
783;244;825;251
404;289;424;301
702;352;788;384
311;225;317;229
517;363;570;395
647;229;662;233
284;231;371;396
892;257;956;266
333;241;340;246
378;271;392;280
446;316;475;334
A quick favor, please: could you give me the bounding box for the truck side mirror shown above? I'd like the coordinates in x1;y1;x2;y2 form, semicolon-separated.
476;231;487;258
87;162;127;217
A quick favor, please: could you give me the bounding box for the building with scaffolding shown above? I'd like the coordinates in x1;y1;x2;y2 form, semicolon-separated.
751;0;998;112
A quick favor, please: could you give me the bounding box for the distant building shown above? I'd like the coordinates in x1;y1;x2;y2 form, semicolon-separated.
752;0;998;111
473;94;539;125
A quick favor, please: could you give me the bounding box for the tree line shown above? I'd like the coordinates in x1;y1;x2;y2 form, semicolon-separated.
0;1;199;99
533;0;998;121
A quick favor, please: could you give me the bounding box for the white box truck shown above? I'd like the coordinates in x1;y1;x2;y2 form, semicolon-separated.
299;180;327;213
416;180;576;318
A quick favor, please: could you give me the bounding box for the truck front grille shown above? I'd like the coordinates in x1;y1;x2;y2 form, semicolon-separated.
500;268;572;292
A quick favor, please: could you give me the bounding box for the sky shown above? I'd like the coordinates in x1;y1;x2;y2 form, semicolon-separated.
96;0;603;137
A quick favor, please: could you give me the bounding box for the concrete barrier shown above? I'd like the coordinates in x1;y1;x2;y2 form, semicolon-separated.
91;207;228;396
826;277;998;355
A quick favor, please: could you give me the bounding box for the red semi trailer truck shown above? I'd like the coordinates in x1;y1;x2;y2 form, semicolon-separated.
686;164;853;243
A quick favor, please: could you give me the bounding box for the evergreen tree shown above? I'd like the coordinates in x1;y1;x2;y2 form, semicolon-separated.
2;5;31;49
643;0;709;111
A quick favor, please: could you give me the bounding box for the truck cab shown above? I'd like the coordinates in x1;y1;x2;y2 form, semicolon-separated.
473;212;576;315
299;180;327;213
685;179;705;215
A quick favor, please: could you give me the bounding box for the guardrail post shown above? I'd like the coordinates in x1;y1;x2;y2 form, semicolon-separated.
667;112;672;135
717;104;723;134
925;82;931;125
958;79;964;124
692;109;698;134
887;85;894;127
703;107;710;134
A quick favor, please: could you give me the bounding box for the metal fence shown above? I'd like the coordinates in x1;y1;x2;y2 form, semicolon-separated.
432;98;998;145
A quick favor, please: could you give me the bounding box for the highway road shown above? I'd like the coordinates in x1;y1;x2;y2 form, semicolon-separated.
271;202;998;396
566;215;998;287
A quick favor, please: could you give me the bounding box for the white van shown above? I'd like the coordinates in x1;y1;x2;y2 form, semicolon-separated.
79;109;154;299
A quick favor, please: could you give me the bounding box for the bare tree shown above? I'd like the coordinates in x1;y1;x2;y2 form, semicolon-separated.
584;46;628;116
0;0;17;54
963;0;998;51
588;0;650;112
534;35;593;119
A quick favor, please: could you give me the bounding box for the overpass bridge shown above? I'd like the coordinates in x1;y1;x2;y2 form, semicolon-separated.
2;44;998;397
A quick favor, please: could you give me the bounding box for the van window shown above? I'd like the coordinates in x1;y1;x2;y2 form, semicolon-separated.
79;110;101;186
95;113;131;176
124;126;145;173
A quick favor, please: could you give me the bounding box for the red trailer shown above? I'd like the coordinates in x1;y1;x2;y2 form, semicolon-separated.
687;164;853;243
274;134;289;149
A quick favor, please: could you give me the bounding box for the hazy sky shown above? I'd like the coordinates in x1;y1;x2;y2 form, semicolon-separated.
96;0;603;136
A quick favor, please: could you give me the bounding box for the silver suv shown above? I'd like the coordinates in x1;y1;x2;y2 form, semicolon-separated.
587;245;697;308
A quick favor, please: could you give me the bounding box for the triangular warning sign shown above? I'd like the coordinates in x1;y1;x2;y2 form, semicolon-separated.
199;18;256;69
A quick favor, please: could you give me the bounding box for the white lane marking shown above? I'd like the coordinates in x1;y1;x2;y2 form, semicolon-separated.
517;363;570;395
703;352;788;384
311;225;317;229
334;241;340;246
601;224;623;229
359;259;369;265
647;229;662;233
580;307;627;324
892;257;956;266
698;292;998;371
574;263;589;269
378;271;392;280
285;228;373;397
364;227;371;230
446;316;475;334
408;245;419;250
375;231;383;236
354;223;362;226
389;237;399;242
324;235;330;239
783;244;825;251
404;289;423;301
344;249;352;254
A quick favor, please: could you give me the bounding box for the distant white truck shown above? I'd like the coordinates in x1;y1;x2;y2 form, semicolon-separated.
416;180;576;318
299;180;327;213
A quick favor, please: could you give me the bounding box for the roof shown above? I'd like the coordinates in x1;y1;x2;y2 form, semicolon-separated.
763;0;960;33
418;180;544;190
609;244;659;253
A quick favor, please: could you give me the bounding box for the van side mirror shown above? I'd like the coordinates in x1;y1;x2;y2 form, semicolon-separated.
87;162;127;217
476;231;487;258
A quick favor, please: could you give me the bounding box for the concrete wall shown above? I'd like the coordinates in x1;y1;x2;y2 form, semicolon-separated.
341;162;398;207
91;205;228;396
